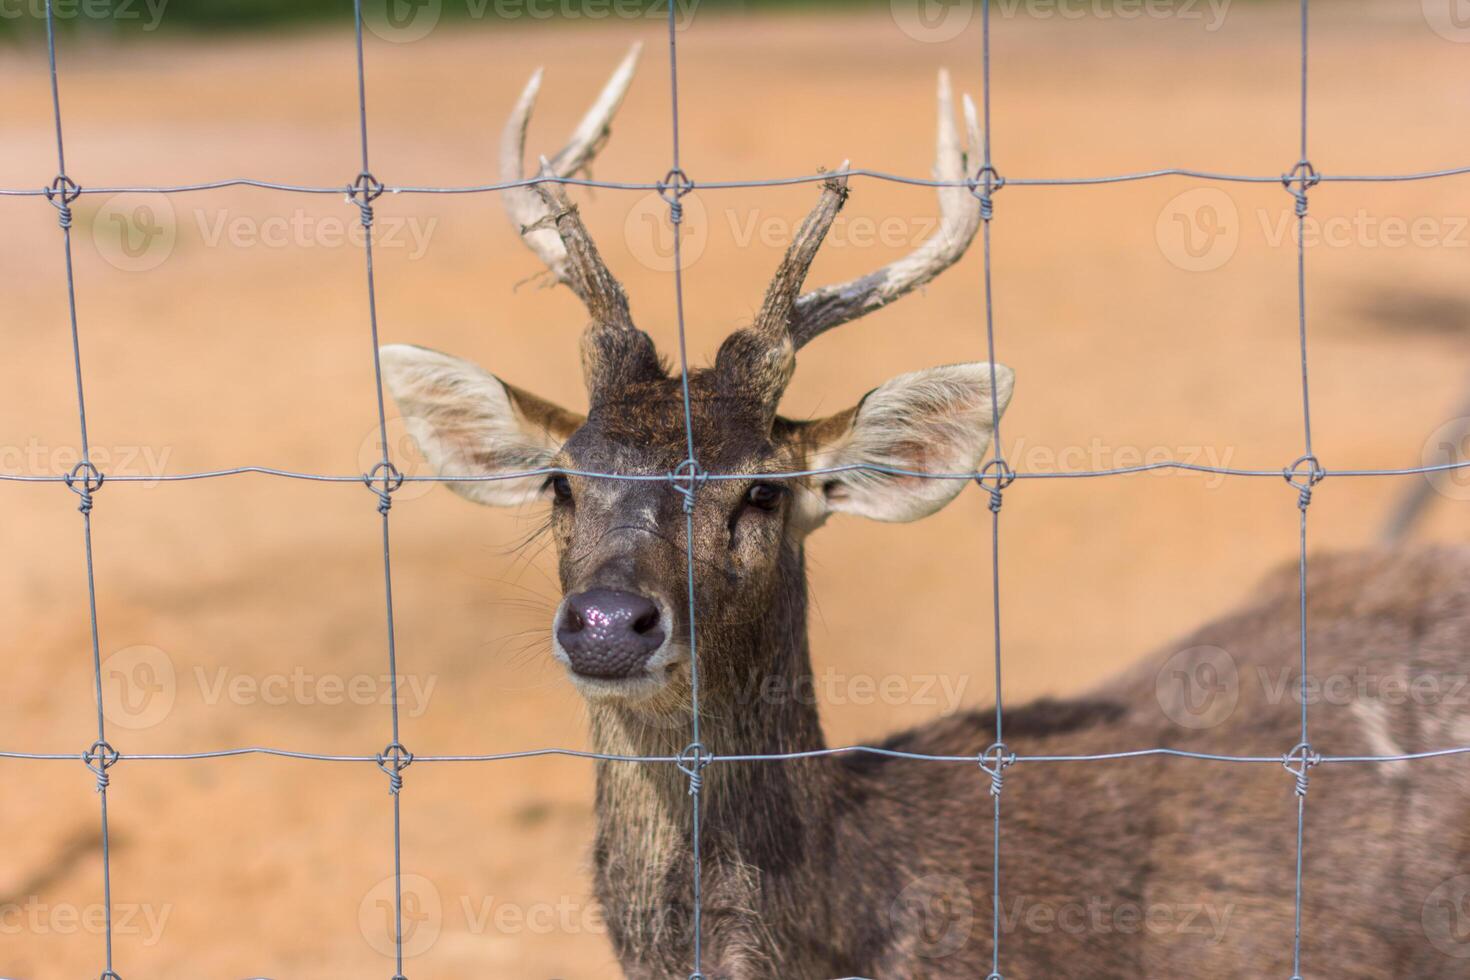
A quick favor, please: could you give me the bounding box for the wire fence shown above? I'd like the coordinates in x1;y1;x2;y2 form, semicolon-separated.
4;0;1470;977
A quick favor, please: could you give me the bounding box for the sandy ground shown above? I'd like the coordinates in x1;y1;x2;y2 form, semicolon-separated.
2;2;1469;976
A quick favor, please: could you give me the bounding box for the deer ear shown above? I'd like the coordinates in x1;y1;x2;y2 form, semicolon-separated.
378;344;584;507
801;363;1014;524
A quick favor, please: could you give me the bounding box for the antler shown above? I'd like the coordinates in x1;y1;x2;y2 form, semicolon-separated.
500;45;663;401
786;69;983;350
500;43;640;283
723;167;850;408
721;69;982;409
501;55;979;410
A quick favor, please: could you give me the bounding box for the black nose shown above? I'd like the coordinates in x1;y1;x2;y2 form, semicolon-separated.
557;589;665;679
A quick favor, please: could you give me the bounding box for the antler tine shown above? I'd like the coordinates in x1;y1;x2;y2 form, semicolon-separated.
499;43;643;285
719;166;850;409
549;43;642;177
752;164;851;340
788;69;982;350
531;173;634;331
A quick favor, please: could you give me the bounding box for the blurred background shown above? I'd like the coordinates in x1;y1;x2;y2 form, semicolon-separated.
2;0;1468;975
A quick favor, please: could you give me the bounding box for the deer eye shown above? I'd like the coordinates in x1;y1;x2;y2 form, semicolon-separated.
548;474;573;504
744;482;785;512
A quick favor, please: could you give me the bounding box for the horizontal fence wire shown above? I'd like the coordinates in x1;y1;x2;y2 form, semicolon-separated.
2;164;1470;198
6;0;1467;976
6;459;1470;484
10;744;1470;766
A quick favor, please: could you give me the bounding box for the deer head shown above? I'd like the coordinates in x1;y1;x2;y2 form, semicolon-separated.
380;46;1012;725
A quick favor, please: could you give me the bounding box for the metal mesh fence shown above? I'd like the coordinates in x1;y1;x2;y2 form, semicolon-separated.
4;0;1470;977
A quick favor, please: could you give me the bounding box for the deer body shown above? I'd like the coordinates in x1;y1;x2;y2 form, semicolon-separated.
585;547;1470;979
380;48;1468;978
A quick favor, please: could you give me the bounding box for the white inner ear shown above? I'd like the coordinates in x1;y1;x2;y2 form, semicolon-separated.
378;344;565;508
809;362;1014;523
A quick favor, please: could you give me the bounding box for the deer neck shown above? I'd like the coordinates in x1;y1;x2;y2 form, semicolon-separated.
586;545;837;961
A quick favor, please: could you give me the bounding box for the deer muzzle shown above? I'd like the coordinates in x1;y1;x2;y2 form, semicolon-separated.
555;588;667;680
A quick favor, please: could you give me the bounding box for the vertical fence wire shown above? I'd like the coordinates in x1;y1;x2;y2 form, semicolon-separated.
349;3;411;978
658;5;707;979
974;1;1012;977
1287;0;1318;977
42;3;120;978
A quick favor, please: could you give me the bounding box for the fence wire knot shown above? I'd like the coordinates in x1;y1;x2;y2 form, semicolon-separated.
658;169;694;224
978;742;1015;797
64;460;105;514
676;742;711;796
976;458;1016;513
45;174;81;229
1282;742;1320;797
969;165;1005;221
376;742;413;795
82;740;119;792
668;458;707;514
347;171;385;228
364;460;404;514
1282;160;1320;218
1283;455;1325;511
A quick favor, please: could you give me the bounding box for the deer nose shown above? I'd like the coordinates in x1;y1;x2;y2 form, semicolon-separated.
556;589;666;679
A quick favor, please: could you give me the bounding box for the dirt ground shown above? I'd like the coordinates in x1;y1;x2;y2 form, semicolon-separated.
2;2;1469;976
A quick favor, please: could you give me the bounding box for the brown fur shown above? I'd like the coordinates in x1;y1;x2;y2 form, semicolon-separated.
591;535;1470;979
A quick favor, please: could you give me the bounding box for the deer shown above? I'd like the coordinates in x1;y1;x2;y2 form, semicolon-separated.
379;46;1470;979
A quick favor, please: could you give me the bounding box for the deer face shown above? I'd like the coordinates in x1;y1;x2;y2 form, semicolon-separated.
380;349;1011;710
379;48;1010;713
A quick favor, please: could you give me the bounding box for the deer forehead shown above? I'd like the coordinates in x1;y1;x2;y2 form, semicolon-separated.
564;374;795;474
